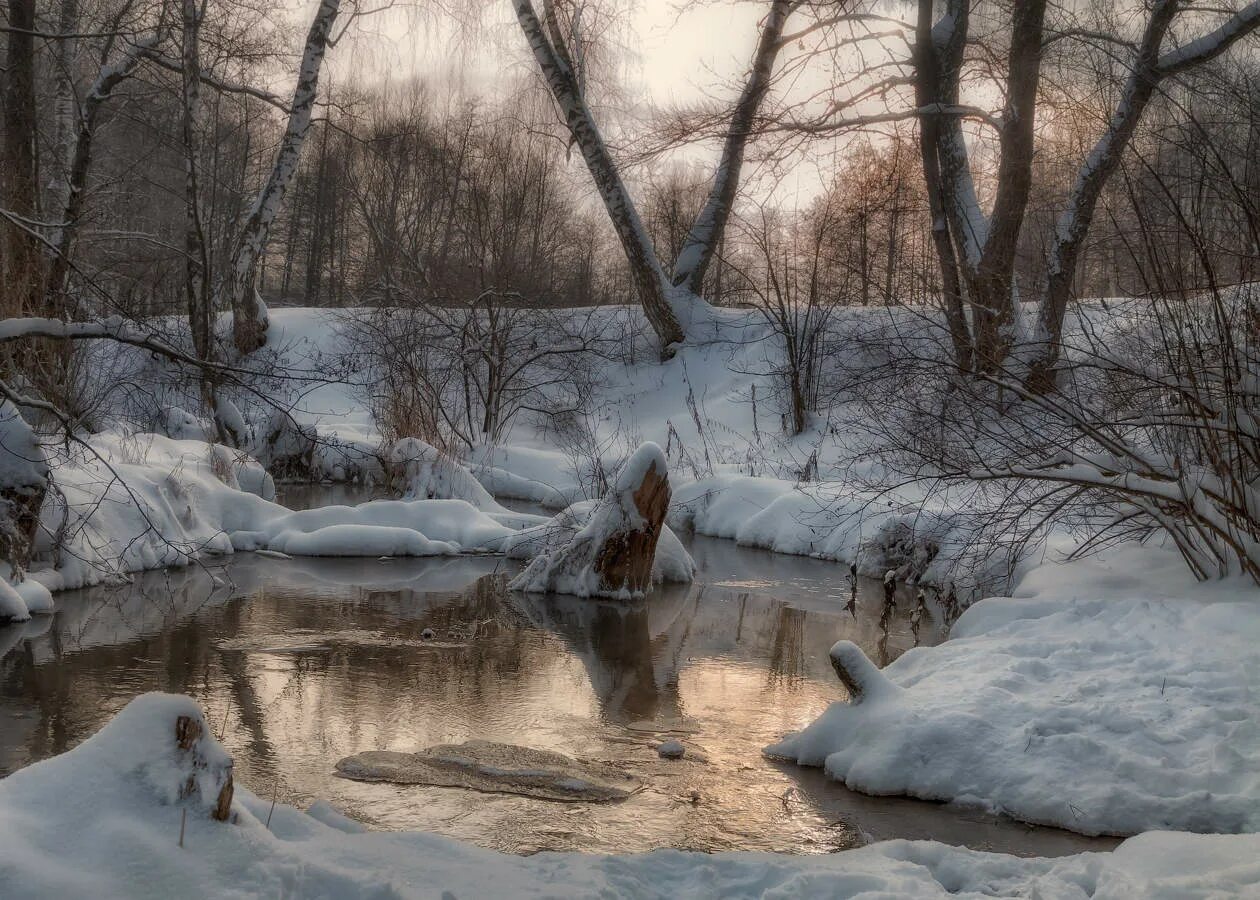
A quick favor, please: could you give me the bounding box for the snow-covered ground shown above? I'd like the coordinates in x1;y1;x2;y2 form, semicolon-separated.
2;692;1258;899
768;541;1260;837
7;305;1260;894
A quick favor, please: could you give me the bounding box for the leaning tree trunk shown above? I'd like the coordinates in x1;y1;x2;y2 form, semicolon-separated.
228;0;341;356
514;0;684;350
671;0;794;297
46;34;161;314
1027;0;1260;393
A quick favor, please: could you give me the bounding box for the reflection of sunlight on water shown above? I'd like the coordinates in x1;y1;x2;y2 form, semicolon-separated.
0;531;1117;859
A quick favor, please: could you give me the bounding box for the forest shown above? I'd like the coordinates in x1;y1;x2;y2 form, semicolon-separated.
1;0;1259;897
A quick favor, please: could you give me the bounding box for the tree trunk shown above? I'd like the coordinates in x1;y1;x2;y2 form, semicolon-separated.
513;0;684;350
969;0;1047;374
227;0;340;355
180;0;218;437
2;0;43;325
915;0;972;373
671;0;794;297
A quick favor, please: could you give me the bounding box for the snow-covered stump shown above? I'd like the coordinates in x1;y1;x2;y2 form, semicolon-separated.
510;442;690;598
174;711;235;822
828;641;897;704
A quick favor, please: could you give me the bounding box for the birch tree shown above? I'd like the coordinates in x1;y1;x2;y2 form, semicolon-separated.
1026;0;1260;392
512;0;799;352
225;0;341;356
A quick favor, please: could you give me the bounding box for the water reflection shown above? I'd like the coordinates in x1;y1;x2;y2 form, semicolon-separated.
0;537;1113;858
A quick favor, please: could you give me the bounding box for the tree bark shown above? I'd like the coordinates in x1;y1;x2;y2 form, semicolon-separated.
915;0;972;373
228;0;340;355
671;0;794;297
180;0;221;440
968;0;1047;374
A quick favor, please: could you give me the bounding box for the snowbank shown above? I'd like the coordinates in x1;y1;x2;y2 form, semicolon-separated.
3;693;1260;898
384;437;502;510
231;499;515;557
670;475;970;586
768;545;1260;836
32;433;523;590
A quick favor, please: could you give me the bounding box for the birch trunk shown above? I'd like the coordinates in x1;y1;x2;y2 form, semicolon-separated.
513;0;684;350
1027;0;1260;392
46;35;159;315
228;0;340;355
671;0;794;297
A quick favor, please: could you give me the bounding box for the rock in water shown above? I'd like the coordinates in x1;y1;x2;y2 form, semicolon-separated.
506;443;693;598
334;740;640;802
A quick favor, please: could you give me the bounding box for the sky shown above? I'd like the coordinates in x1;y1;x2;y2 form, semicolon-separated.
323;0;837;204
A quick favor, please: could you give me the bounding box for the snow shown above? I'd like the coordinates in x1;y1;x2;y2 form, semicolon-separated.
0;400;49;490
385;437;502;511
3;693;1260;898
30;432;522;589
768;543;1260;837
233;499;515;557
467;443;582;508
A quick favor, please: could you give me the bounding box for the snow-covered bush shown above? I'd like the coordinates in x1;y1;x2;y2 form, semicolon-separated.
383;437;499;510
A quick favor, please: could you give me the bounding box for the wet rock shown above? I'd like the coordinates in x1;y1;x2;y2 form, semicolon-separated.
334;740;641;803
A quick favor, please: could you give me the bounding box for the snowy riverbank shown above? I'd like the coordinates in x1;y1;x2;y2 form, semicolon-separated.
768;541;1260;837
1;692;1258;899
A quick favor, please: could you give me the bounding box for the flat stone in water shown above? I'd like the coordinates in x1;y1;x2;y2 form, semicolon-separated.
334;740;641;803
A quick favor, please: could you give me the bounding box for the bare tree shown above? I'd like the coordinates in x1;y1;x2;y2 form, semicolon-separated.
225;0;340;355
1028;0;1260;392
512;0;800;352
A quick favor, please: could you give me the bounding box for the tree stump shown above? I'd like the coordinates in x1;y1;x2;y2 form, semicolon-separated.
593;459;670;595
175;714;234;822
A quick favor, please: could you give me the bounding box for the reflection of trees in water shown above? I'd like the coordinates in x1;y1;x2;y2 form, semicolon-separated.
767;603;807;684
515;591;687;724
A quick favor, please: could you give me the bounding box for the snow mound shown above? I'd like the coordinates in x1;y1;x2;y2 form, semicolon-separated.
768;572;1260;836
232;499;515;557
670;475;969;586
467;444;585;508
385;438;502;511
335;740;641;802
507;444;694;598
33;433;523;589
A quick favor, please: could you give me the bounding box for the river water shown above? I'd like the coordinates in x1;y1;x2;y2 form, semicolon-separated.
0;491;1115;858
